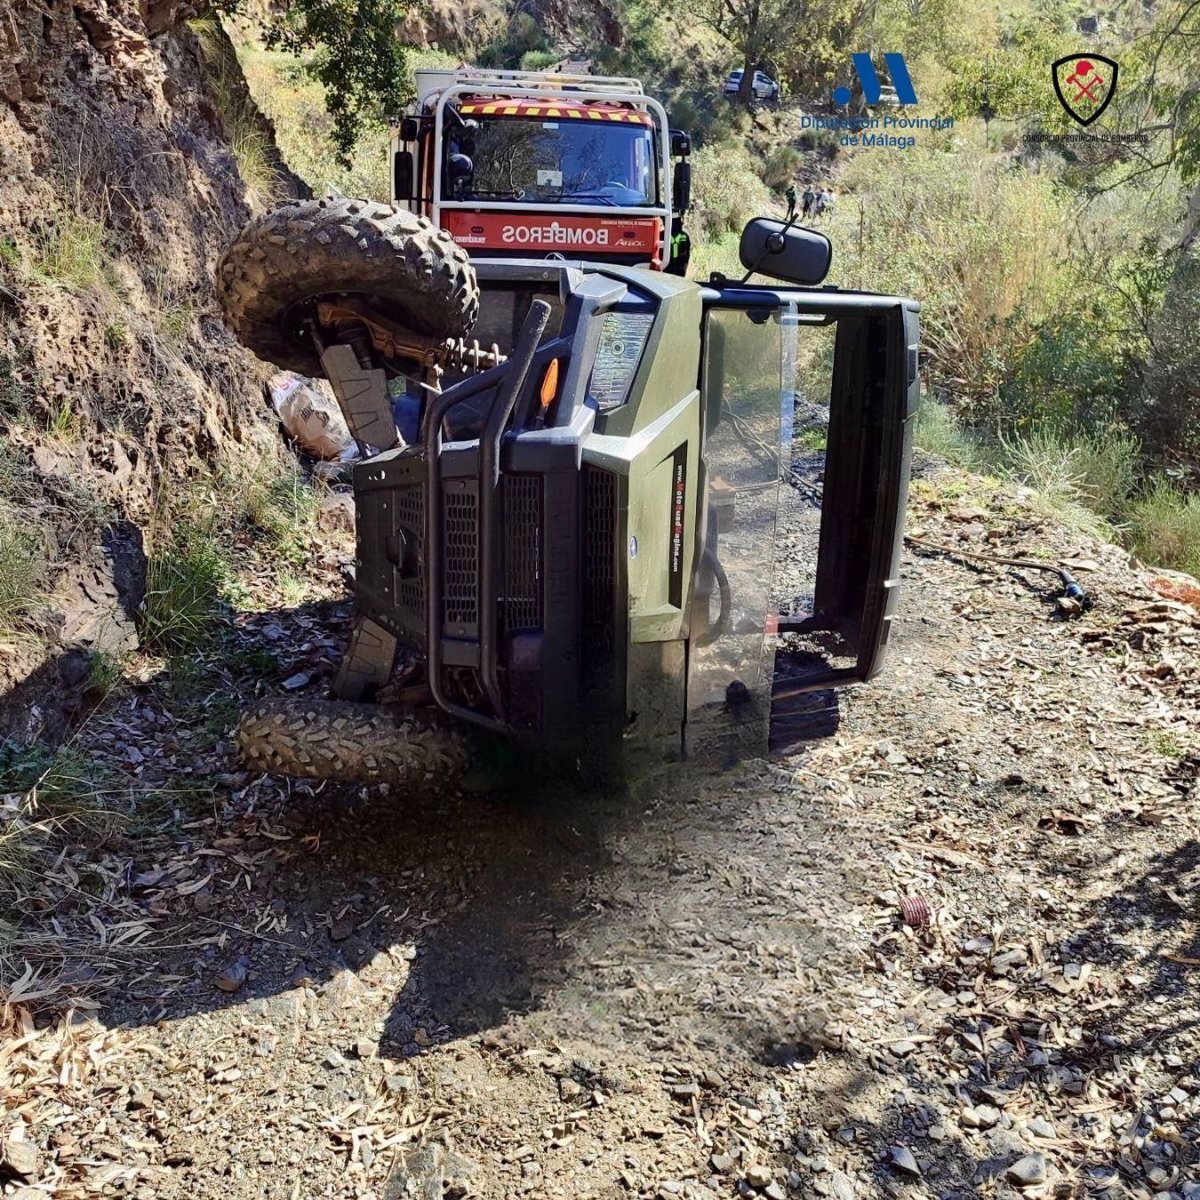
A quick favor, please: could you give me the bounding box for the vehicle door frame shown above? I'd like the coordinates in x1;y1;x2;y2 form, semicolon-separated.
697;282;920;690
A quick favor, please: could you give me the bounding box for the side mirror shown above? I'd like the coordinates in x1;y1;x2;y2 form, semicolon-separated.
738;218;832;285
393;150;415;202
672;160;691;214
670;129;692;157
399;116;419;142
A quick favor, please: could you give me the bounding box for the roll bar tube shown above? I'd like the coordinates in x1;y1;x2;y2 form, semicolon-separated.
424;300;553;732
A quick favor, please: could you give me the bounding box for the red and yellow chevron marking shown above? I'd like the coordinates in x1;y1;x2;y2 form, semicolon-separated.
457;99;652;125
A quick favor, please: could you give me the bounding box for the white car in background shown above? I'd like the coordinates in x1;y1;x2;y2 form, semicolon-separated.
724;69;780;101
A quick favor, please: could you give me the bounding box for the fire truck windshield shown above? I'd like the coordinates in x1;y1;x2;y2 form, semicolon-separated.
444;115;659;208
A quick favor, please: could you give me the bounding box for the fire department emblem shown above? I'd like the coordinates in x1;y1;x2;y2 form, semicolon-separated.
1052;54;1118;126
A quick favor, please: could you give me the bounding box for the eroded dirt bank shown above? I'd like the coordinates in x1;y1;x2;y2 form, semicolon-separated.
6;469;1198;1200
0;0;301;737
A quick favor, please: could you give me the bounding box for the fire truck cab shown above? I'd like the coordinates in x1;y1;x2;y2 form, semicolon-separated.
390;68;693;275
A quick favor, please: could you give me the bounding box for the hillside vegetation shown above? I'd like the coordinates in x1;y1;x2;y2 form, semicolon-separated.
229;0;1200;577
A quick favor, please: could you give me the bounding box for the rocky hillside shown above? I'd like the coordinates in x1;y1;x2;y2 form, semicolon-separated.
0;0;304;740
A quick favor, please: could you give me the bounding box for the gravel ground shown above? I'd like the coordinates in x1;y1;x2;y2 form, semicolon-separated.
4;465;1199;1200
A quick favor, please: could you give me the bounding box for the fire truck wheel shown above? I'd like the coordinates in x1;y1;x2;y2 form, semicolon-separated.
237;698;469;790
216;198;479;376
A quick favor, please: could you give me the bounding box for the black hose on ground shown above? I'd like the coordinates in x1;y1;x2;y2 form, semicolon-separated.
904;535;1089;608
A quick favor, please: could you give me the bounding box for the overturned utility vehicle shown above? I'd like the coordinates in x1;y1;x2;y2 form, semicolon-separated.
216;198;918;786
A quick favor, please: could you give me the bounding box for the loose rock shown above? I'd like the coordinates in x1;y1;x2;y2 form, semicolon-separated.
1006;1154;1047;1186
1;1140;40;1179
745;1163;773;1188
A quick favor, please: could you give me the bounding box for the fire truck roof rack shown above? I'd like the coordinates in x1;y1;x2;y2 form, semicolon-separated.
437;67;645;97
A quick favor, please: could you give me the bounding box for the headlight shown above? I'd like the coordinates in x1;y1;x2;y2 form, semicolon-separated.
588;311;653;411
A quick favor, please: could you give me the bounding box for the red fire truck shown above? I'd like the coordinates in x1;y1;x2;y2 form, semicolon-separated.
390;68;692;275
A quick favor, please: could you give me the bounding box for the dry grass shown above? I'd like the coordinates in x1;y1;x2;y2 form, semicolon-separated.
141;519;230;656
913;398;982;469
27;212;113;292
1129;479;1200;577
191;15;287;209
0;504;46;632
232;29;391;199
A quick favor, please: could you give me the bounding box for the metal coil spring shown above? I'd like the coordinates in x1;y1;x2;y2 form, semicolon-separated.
428;337;507;376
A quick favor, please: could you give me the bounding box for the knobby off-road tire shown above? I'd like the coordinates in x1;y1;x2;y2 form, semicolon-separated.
238;698;469;791
215;198;479;376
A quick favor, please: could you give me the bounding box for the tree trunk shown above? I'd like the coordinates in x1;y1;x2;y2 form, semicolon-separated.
737;0;760;105
738;46;755;104
1181;177;1200;251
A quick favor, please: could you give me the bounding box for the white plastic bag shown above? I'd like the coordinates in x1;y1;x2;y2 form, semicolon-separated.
267;371;357;462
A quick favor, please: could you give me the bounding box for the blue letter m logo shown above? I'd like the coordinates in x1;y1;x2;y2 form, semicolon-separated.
836;53;918;106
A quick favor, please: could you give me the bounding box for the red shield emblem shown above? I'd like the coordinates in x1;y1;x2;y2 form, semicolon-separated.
1052;54;1118;126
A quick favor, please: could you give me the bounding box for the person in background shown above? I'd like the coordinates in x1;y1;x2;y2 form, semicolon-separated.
813;187;828;218
801;184;815;218
785;181;797;221
824;187;838;216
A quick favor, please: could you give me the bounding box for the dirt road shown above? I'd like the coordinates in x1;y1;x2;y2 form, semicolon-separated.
6;467;1199;1200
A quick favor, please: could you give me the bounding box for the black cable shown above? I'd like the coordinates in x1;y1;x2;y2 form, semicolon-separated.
904;535;1088;606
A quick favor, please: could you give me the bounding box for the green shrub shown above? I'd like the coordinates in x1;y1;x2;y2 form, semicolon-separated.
691;230;742;281
236;37;389;199
998;426;1138;522
997;427;1117;541
1140;249;1200;466
227;460;319;561
1068;431;1140;518
141;523;229;655
666;94;724;144
832;151;1071;414
87;649;127;695
1002;303;1135;435
1128;479;1200;576
689;139;774;240
519;50;560;72
478;12;549;69
913;397;981;469
762;145;803;190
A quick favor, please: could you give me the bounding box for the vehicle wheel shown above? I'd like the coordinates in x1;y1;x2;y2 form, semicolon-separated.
237;697;469;790
215;197;480;376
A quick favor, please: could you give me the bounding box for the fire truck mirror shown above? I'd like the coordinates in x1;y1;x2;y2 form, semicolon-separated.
393;151;415;202
399;116;419;142
672;161;691;214
670;129;692;157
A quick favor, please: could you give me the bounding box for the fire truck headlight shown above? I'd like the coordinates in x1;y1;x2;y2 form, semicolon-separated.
588;312;653;412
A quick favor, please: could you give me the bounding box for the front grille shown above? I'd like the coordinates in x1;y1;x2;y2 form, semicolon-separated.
395;484;424;624
583;466;616;654
501;475;542;633
443;484;479;631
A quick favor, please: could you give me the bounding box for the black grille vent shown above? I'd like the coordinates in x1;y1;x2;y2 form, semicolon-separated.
443;485;479;630
583;466;616;654
502;475;542;633
395;485;424;624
